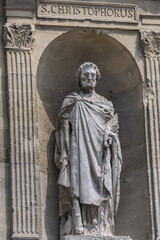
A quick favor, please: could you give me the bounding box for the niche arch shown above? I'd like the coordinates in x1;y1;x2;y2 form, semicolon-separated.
36;29;150;240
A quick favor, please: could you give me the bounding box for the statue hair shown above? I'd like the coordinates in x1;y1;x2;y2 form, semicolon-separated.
76;62;101;87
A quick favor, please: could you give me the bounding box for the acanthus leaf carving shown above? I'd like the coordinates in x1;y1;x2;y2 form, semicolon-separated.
140;30;160;57
4;23;35;50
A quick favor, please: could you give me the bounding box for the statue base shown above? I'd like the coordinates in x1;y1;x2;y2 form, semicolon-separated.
61;236;132;240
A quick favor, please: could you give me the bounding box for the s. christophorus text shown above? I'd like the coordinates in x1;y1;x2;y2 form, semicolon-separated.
37;2;138;23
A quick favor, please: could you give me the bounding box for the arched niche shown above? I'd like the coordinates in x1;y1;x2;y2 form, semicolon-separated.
36;30;151;240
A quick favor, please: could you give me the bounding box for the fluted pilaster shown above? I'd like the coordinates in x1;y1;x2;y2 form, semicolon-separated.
4;23;40;240
140;29;160;240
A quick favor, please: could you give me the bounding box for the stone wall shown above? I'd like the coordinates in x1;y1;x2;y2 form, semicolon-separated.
1;0;160;240
0;0;11;239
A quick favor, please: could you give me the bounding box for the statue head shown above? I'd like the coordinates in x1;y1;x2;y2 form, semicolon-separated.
76;62;101;93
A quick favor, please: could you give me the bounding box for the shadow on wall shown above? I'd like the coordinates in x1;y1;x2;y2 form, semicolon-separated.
45;130;59;240
36;29;151;240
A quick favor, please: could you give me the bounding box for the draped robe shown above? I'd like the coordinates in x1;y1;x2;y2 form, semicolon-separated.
55;91;122;235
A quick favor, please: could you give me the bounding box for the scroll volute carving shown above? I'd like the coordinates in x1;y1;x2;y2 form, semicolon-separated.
4;23;35;50
140;30;160;57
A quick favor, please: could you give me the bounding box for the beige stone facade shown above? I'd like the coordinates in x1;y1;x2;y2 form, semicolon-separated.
1;0;160;239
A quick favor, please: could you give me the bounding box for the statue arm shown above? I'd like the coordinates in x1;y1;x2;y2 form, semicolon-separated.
55;118;71;188
55;118;70;169
104;113;122;215
104;114;119;147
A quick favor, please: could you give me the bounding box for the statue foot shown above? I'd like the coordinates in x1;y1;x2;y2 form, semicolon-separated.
75;226;84;235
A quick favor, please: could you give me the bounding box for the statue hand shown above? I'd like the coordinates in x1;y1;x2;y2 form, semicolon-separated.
104;134;112;147
108;136;112;145
63;158;69;166
60;153;69;165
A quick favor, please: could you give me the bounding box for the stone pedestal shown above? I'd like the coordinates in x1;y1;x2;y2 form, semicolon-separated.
61;236;131;240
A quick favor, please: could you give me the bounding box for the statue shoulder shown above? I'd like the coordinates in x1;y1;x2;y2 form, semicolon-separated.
59;92;78;117
94;93;114;107
63;91;78;100
94;93;114;116
62;91;78;104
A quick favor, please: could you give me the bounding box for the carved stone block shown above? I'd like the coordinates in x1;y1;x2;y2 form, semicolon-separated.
61;236;131;240
4;23;35;50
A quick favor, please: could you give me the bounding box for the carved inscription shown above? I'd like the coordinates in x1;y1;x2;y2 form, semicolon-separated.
37;1;138;23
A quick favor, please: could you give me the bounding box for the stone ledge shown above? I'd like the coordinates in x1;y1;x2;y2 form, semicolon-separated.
11;233;40;240
61;235;131;240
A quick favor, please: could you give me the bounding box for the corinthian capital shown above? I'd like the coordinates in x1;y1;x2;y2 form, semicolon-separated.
140;30;160;57
3;23;35;50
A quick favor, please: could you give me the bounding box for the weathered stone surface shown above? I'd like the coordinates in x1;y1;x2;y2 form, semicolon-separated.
140;29;160;240
37;1;138;24
61;236;131;240
4;23;41;240
0;163;11;240
55;62;122;236
4;23;35;50
6;0;35;8
36;29;150;240
1;1;160;240
0;1;10;240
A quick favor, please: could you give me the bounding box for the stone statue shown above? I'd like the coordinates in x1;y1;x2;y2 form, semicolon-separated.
55;62;122;237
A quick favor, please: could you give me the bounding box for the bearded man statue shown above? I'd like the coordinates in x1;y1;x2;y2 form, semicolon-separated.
55;62;122;237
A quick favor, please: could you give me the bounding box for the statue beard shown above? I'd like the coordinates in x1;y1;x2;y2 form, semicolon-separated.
80;80;97;93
